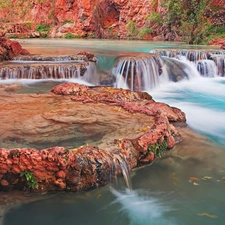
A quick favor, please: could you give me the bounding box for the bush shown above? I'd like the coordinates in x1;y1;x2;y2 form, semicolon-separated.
62;20;73;24
65;32;80;39
126;20;139;36
138;28;153;37
36;24;50;33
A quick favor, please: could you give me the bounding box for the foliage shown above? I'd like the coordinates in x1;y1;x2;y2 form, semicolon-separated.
148;139;168;158
20;170;38;189
146;12;162;26
25;21;33;29
201;26;225;44
36;24;50;32
62;20;73;24
138;28;153;38
65;32;80;39
161;0;213;44
126;20;139;37
8;35;18;38
36;24;50;38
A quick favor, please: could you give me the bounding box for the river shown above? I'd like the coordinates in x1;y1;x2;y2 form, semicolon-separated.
1;39;225;225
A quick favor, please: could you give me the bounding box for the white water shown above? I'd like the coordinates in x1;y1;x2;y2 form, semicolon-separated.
150;77;225;145
1;39;225;225
110;188;177;225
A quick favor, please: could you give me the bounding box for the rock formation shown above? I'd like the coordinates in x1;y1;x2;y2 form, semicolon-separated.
0;0;223;41
0;82;186;193
0;37;30;61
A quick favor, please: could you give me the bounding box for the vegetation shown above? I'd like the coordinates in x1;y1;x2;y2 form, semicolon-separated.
36;24;51;37
126;20;139;37
148;139;168;158
147;0;225;44
138;28;153;38
20;170;38;189
62;20;73;24
65;32;80;39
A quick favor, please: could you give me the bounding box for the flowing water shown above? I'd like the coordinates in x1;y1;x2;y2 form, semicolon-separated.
1;39;225;225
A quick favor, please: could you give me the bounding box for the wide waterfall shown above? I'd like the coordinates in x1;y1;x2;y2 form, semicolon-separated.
1;49;225;91
0;55;99;85
111;53;169;91
151;49;225;78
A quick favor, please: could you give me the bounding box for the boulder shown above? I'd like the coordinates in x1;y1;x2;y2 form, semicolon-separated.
0;37;30;61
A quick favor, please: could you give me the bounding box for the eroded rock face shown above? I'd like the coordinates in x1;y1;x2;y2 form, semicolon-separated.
0;38;30;61
0;82;186;193
0;0;152;39
0;0;224;40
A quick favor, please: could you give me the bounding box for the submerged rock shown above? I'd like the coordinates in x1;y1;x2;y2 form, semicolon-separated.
0;82;186;193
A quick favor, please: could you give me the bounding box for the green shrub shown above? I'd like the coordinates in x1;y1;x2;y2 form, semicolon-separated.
126;20;139;36
62;20;73;24
36;24;50;33
148;139;168;158
65;32;80;39
8;35;18;39
20;170;38;189
146;12;162;25
138;28;153;37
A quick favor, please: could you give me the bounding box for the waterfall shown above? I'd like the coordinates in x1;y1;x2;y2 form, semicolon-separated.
112;155;132;190
112;54;169;91
211;55;225;76
151;49;225;78
0;60;98;84
197;60;217;77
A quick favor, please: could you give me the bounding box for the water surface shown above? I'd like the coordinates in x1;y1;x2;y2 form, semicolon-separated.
1;39;225;225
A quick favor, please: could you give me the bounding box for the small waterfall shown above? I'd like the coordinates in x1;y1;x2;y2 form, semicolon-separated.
112;155;132;190
112;54;168;91
0;64;82;79
151;49;225;78
211;55;225;77
0;57;99;84
83;62;99;85
197;60;218;77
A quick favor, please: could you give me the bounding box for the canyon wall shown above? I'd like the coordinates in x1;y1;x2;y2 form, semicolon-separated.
0;0;224;41
0;0;153;39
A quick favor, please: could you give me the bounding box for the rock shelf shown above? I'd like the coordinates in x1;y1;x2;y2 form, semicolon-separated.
0;82;186;193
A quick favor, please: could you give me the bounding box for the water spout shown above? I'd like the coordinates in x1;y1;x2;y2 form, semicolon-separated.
112;154;132;190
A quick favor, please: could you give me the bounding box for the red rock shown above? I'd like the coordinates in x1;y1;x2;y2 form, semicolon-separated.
0;83;186;193
56;170;66;179
0;37;30;61
0;180;9;186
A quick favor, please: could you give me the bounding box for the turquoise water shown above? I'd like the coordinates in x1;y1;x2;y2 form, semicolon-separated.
1;39;225;225
151;77;225;146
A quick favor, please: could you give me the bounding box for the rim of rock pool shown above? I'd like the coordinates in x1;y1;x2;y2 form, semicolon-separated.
0;81;186;194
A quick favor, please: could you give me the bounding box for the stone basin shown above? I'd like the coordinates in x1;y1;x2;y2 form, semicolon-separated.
0;82;186;193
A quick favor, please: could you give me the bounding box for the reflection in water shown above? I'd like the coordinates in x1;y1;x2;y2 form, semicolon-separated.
1;39;225;225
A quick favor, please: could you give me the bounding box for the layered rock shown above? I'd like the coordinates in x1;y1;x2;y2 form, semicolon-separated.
0;82;186;193
0;0;224;41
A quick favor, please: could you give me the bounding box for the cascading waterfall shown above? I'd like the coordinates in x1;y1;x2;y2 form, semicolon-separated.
210;54;225;76
151;49;225;77
0;63;83;79
112;53;169;91
0;55;98;84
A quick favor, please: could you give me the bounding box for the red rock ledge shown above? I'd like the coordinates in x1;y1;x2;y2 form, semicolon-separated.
0;83;186;193
0;37;30;61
